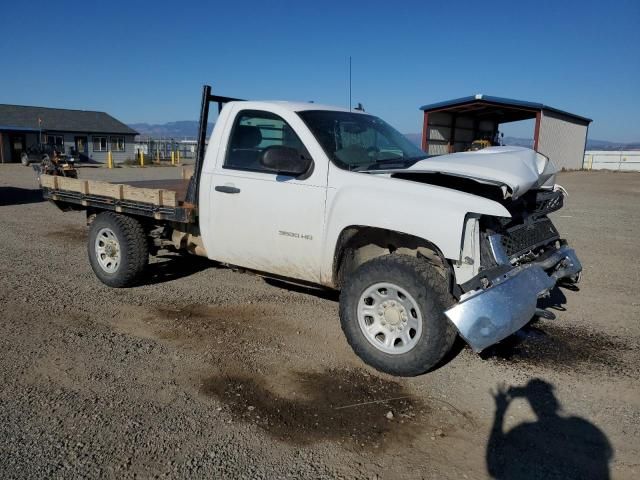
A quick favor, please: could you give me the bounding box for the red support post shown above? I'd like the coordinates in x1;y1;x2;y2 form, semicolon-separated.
421;112;429;152
533;111;541;151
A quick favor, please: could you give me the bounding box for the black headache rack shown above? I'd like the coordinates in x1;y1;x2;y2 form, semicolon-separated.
184;85;245;206
42;187;195;223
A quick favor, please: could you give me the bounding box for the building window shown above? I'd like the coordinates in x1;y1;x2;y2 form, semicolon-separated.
93;136;107;152
46;134;64;147
110;136;125;152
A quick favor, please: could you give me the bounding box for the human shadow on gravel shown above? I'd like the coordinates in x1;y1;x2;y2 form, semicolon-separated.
141;254;212;285
486;378;613;479
0;187;45;206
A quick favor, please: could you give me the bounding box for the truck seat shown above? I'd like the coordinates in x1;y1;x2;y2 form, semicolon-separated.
228;125;263;169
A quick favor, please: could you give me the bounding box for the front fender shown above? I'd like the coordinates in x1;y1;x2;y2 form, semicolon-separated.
320;170;510;284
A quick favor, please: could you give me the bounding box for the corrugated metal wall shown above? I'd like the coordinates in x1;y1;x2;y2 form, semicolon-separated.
426;112;451;155
537;110;588;170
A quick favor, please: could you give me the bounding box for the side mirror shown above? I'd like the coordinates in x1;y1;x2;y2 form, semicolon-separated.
260;145;313;177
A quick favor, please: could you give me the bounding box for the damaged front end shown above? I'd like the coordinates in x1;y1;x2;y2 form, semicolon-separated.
446;189;583;352
446;240;581;352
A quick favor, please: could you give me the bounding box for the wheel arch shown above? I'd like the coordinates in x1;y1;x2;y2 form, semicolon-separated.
332;225;451;289
86;208;156;230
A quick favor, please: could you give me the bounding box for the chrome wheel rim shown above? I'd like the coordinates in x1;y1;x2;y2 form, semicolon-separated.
357;282;423;355
95;227;121;273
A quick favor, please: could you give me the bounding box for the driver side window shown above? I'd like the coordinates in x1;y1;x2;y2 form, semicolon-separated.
225;110;307;172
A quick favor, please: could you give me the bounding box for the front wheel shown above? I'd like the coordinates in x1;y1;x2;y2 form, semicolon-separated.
88;212;149;287
339;255;457;376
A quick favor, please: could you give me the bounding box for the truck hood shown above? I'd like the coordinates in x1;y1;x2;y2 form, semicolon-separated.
375;146;556;199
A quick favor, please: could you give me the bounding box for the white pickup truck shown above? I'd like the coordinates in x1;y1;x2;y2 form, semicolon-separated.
40;86;582;376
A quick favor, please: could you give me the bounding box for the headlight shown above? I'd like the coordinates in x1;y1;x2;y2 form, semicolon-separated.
535;151;549;174
536;151;558;177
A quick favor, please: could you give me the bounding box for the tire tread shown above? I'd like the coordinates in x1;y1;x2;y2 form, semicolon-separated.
339;254;457;376
88;212;148;287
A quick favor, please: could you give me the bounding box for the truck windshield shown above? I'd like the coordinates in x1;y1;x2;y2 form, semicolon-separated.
298;110;428;171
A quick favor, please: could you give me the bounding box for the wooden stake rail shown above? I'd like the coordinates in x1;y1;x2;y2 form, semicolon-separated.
39;174;195;223
40;174;178;207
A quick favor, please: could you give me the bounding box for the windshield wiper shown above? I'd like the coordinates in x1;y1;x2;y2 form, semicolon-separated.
352;157;426;172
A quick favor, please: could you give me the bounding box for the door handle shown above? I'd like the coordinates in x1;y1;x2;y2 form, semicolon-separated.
215;185;241;194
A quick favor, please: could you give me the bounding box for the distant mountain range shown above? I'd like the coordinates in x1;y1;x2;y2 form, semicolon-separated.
129;121;214;139
129;121;639;151
582;139;640;151
501;137;640;151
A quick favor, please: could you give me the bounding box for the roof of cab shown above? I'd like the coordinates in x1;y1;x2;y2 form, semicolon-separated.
225;100;361;114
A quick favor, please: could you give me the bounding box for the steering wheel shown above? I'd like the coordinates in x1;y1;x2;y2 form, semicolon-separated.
366;146;380;158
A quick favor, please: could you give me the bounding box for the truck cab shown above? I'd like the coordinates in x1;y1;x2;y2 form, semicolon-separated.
198;101;508;284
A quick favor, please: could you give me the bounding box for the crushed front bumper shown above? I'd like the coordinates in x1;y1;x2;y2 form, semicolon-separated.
445;244;582;352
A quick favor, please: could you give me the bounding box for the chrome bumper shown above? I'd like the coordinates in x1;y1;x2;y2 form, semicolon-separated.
445;245;582;352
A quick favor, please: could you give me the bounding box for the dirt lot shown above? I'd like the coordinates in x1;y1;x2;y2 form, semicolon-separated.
1;164;639;479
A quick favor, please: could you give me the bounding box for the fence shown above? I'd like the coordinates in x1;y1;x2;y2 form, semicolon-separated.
583;150;640;171
133;138;203;162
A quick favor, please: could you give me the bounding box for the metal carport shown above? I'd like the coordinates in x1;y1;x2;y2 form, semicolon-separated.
420;95;592;170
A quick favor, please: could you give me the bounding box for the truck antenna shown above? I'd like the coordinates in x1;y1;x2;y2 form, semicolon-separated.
349;56;352;112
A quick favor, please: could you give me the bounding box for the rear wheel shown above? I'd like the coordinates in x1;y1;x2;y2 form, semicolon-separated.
339;254;457;376
88;212;149;287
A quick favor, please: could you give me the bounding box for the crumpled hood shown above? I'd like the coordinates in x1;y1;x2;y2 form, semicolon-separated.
379;146;556;199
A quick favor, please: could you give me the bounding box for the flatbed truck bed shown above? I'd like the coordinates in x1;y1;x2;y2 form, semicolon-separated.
40;172;196;223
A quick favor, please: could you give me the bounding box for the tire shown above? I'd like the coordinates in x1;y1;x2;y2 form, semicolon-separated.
21;153;29;166
339;254;457;376
88;212;149;287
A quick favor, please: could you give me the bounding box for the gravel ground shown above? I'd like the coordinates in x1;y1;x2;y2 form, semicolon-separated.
0;164;638;479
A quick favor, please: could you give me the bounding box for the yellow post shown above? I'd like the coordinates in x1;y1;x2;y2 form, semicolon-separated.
107;151;113;169
139;150;145;168
171;151;175;166
176;150;181;165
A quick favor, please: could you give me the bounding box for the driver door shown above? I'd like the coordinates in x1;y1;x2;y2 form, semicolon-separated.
207;108;328;283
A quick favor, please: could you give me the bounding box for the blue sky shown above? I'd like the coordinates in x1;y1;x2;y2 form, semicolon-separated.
0;0;638;141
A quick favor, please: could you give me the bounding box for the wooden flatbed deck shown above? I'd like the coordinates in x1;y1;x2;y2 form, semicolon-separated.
40;174;196;223
120;179;191;203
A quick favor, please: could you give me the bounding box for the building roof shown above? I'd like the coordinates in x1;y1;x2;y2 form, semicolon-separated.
0;104;138;135
420;94;592;124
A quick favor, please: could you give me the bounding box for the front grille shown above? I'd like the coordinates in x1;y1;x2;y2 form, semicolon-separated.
500;217;559;258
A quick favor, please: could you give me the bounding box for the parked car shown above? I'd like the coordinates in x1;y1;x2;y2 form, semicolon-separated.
21;143;74;166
